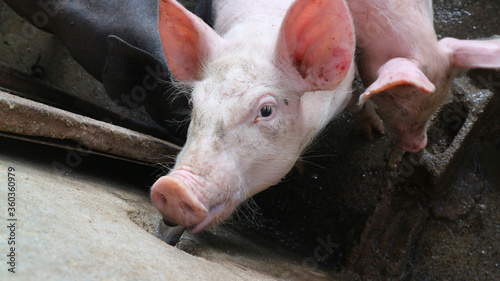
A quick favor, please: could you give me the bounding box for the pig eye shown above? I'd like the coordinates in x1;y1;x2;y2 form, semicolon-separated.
259;105;274;118
254;96;277;123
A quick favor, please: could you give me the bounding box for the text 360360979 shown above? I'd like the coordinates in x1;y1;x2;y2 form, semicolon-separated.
6;167;16;274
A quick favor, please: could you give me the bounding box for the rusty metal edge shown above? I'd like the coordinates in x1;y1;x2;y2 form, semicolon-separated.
0;132;162;167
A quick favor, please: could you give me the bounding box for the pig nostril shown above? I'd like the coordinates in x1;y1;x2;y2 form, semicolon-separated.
151;190;168;213
180;201;195;215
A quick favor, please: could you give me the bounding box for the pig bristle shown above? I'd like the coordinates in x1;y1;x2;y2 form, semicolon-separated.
155;77;195;129
154;159;177;174
169;79;194;102
230;198;263;229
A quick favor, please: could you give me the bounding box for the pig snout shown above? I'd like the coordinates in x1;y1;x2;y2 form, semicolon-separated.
395;132;428;153
151;172;208;230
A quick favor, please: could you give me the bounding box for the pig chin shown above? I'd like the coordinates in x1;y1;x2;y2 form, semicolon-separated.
150;167;243;234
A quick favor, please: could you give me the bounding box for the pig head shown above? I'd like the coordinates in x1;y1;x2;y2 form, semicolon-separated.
151;0;355;233
349;0;500;152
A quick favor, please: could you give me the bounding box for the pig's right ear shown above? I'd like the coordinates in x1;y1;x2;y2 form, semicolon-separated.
275;0;354;92
158;0;222;81
359;58;436;104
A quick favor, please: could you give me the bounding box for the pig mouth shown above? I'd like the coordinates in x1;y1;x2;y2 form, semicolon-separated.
186;200;235;234
160;201;233;234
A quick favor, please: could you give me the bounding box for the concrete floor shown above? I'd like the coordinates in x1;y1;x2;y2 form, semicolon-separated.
0;137;277;281
0;137;350;280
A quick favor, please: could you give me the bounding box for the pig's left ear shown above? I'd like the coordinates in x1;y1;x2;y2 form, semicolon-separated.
439;37;500;68
158;0;222;82
359;58;436;104
275;0;354;92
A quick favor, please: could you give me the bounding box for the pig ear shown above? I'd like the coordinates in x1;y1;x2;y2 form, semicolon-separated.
158;0;222;81
275;0;354;91
439;37;500;68
359;58;436;103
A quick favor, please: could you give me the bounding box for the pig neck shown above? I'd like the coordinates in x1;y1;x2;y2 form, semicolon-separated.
348;0;450;83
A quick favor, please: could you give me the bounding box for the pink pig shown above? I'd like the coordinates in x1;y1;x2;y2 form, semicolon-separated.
151;0;356;233
348;0;500;152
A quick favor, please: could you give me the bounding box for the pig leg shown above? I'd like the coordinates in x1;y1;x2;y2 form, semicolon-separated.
348;88;385;139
